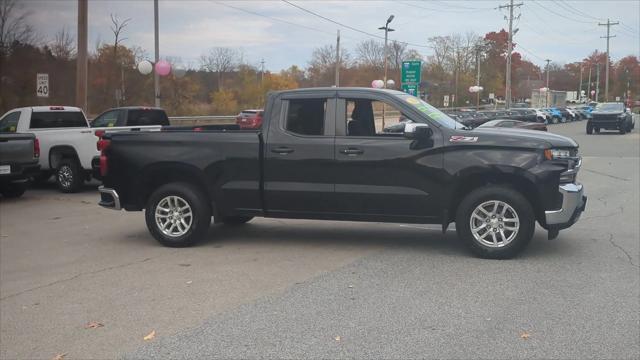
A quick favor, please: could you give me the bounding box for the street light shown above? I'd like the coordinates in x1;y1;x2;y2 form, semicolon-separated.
378;15;394;129
378;15;395;89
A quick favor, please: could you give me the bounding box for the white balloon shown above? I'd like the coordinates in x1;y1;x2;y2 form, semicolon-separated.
386;79;395;88
137;60;153;75
173;68;186;78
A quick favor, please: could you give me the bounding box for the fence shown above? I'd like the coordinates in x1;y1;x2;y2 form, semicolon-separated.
168;115;236;126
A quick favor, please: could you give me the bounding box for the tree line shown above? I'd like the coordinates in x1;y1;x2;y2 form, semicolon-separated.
1;0;637;116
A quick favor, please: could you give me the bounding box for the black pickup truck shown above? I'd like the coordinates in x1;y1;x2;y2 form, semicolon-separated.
0;133;40;198
587;102;635;134
98;88;586;259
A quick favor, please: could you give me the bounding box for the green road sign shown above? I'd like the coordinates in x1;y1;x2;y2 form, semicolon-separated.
401;60;421;84
401;83;418;96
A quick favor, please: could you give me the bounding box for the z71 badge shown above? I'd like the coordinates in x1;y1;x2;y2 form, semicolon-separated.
449;135;479;143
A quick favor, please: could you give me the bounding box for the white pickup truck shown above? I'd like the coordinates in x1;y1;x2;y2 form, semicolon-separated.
0;106;166;193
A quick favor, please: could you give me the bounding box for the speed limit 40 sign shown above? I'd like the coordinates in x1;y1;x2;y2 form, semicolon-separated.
37;73;49;98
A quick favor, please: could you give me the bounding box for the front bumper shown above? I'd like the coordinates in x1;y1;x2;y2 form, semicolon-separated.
98;186;121;210
545;183;587;230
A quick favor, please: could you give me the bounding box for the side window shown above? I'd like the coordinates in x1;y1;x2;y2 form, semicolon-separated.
128;110;170;126
345;99;407;136
91;110;120;128
0;111;20;133
285;98;326;136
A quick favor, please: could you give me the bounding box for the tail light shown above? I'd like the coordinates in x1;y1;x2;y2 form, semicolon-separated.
34;138;40;158
94;130;106;138
98;139;111;176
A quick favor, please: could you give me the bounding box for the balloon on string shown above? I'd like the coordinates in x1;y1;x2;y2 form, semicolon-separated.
386;79;395;88
155;60;171;76
371;80;384;89
137;60;153;75
173;68;186;78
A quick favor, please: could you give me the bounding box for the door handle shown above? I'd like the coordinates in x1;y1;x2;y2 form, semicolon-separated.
340;148;364;156
271;147;294;155
80;130;91;134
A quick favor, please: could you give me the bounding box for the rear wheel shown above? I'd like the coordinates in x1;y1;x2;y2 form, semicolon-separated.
595;127;600;133
456;186;535;259
1;183;26;198
619;126;627;134
552;117;559;124
56;159;83;193
221;216;253;225
145;182;212;247
586;123;593;134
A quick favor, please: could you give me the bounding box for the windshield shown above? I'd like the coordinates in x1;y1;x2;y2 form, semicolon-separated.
398;94;465;129
594;103;624;112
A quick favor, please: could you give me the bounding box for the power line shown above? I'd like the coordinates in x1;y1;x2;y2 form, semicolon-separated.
531;0;594;24
421;0;496;11
282;0;431;48
553;0;605;21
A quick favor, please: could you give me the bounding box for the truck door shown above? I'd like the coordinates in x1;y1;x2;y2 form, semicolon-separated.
264;93;337;215
332;92;444;222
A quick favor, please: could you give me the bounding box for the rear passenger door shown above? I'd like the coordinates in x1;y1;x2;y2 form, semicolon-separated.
264;92;337;215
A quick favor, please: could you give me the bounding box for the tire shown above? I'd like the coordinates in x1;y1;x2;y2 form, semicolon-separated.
221;216;253;225
619;126;626;135
595;127;600;133
552;117;559;124
145;182;212;247
455;185;535;259
586;124;593;134
1;183;26;198
56;159;83;193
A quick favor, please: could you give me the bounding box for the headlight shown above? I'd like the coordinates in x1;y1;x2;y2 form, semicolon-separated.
544;149;572;160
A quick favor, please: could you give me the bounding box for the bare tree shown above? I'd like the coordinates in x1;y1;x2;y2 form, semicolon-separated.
356;39;384;69
200;47;239;90
110;14;131;61
50;27;75;60
307;44;349;86
0;0;35;53
389;41;408;72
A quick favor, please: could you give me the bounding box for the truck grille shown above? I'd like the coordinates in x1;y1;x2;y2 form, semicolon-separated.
592;114;618;122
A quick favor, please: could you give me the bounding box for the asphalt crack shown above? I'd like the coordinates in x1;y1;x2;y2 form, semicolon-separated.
607;233;638;268
582;168;630;181
0;257;154;301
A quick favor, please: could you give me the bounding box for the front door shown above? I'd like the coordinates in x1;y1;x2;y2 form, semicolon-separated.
263;93;337;216
332;92;443;222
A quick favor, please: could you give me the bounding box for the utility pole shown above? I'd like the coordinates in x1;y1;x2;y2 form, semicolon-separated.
499;0;523;109
587;66;592;100
595;63;600;102
578;65;583;102
599;18;619;101
475;45;481;110
260;58;265;86
545;59;551;107
154;0;160;107
335;30;340;87
76;0;88;113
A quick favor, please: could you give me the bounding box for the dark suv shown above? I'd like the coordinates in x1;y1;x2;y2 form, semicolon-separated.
587;102;634;134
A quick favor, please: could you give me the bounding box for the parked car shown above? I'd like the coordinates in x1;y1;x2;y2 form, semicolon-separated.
478;119;548;131
543;108;563;124
98;87;586;259
235;109;264;129
0;130;40;198
0;106;163;193
587;102;635;134
507;109;538;123
90;107;170;128
556;108;576;122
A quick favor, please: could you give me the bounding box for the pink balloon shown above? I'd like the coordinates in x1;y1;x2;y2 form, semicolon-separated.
155;60;171;76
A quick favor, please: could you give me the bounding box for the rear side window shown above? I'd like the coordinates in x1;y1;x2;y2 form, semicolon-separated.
91;110;121;128
285;99;326;136
127;109;170;126
0;111;20;132
30;111;87;129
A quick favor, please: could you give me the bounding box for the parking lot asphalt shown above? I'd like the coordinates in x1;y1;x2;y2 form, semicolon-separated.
1;119;639;359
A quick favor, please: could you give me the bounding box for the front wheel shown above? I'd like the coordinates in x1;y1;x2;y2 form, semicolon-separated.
56;160;83;193
145;182;212;247
586;123;593;134
456;186;535;259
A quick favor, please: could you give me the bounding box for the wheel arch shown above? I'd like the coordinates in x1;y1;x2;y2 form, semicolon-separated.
49;145;80;169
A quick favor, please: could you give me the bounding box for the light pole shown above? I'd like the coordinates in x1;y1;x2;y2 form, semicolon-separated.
378;15;395;89
378;15;394;130
545;59;551;107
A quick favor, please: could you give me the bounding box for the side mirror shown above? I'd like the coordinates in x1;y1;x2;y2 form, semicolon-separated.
404;122;433;140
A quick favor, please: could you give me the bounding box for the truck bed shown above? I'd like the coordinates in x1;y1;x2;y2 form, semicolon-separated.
103;130;263;214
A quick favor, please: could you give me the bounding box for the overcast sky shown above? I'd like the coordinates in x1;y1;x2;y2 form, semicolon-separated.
22;0;640;71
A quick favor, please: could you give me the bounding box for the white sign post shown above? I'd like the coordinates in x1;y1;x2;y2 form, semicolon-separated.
37;73;49;98
443;95;450;107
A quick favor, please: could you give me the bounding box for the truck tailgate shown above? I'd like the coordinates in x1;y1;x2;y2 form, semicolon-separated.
0;133;35;165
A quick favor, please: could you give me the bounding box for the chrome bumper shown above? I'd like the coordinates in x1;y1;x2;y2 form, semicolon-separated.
98;186;121;210
545;183;586;226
